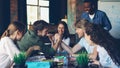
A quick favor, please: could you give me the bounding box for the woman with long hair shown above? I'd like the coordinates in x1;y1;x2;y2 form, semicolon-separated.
83;22;120;68
49;21;70;54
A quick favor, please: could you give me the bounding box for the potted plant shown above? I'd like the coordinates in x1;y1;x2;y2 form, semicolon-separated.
13;52;27;68
76;51;89;68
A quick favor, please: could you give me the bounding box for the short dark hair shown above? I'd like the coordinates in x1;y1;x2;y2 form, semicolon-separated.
12;21;26;33
32;20;49;33
84;0;98;3
83;0;98;6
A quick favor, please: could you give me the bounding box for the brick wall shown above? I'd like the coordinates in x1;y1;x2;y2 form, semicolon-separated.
10;0;18;23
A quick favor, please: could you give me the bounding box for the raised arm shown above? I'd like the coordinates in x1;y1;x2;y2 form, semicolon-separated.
49;33;62;51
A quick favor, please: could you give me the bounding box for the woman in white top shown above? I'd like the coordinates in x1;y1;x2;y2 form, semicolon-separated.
49;21;70;54
83;22;120;68
0;21;40;68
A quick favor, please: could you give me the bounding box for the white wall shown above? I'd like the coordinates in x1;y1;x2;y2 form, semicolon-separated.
98;1;120;39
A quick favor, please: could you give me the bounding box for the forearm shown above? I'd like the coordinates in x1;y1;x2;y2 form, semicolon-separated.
26;47;34;57
89;46;98;60
52;41;61;51
61;41;73;55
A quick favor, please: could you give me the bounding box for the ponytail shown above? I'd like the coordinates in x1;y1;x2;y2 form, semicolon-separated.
1;30;10;38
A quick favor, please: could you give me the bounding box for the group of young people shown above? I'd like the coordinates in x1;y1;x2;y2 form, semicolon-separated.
0;0;120;68
0;19;70;68
0;19;120;68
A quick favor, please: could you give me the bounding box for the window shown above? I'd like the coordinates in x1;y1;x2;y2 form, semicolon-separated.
27;0;49;25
